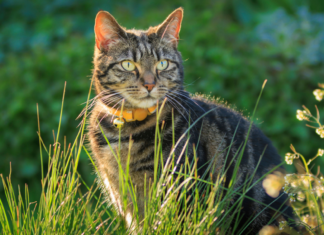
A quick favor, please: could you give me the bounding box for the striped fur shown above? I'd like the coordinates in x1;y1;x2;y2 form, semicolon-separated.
87;8;295;234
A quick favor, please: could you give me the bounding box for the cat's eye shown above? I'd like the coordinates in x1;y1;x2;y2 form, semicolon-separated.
121;61;136;71
156;60;168;71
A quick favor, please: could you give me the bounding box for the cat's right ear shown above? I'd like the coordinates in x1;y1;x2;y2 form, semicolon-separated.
156;8;183;47
94;11;126;51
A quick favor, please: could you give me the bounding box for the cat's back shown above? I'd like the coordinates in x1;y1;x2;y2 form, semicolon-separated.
189;95;283;180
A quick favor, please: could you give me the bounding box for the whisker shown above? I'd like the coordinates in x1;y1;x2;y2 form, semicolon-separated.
77;92;121;119
171;90;206;112
95;98;124;128
165;95;190;124
77;97;119;127
80;89;113;105
108;99;125;123
99;97;124;123
77;100;97;119
77;91;123;128
100;94;121;103
168;93;199;118
167;95;191;117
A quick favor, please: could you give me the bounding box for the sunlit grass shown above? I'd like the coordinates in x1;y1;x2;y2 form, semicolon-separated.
0;82;111;234
0;82;323;234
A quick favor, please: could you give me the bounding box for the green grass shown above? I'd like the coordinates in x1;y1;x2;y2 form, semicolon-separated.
0;82;322;234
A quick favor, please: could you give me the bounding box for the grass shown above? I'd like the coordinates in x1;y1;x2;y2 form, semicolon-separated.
0;81;323;234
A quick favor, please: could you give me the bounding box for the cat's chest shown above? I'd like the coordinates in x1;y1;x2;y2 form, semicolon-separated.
97;129;158;169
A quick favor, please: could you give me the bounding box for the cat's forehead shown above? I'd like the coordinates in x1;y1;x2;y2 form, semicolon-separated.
110;30;178;63
125;29;149;36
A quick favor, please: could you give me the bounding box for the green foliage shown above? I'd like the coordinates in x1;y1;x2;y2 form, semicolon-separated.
254;7;324;65
0;0;323;207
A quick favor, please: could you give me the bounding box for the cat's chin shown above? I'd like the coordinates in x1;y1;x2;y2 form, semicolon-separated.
135;97;159;109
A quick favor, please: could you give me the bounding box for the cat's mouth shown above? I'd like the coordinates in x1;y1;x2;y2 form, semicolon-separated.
123;89;167;108
138;95;157;101
134;94;164;109
140;93;153;98
136;91;159;99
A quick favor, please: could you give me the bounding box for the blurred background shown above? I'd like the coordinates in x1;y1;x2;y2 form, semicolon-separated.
0;0;323;202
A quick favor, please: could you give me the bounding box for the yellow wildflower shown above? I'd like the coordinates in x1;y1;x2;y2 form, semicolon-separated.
285;152;298;165
296;110;304;121
259;225;278;235
262;171;285;198
316;127;324;138
313;89;323;101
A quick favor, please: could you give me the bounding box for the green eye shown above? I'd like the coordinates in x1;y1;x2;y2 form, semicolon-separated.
156;60;168;70
121;61;136;71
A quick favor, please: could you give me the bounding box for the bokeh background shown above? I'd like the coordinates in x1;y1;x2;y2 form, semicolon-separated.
1;0;323;202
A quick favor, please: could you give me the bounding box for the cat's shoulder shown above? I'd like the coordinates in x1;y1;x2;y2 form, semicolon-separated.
190;93;249;121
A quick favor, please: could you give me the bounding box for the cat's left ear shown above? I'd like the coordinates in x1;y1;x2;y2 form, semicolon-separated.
94;11;127;51
156;7;183;47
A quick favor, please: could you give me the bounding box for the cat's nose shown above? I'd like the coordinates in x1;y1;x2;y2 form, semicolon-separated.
144;83;155;91
143;71;156;91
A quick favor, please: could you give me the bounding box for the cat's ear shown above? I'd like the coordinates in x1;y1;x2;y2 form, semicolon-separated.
156;8;183;47
94;11;127;51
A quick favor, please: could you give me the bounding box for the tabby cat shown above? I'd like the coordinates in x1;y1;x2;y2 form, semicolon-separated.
87;8;296;234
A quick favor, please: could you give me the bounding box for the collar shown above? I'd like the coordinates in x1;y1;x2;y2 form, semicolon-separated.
100;102;157;122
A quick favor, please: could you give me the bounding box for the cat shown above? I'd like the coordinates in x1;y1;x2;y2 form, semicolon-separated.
86;7;296;234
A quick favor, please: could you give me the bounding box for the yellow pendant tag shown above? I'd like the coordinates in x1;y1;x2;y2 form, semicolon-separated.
113;117;125;128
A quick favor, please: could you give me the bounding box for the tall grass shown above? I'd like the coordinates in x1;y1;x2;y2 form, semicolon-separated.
0;81;322;234
0;82;112;234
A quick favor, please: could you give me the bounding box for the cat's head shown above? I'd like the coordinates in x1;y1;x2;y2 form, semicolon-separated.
93;8;184;109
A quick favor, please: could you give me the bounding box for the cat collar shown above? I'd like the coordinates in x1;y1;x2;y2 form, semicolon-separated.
100;103;157;128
